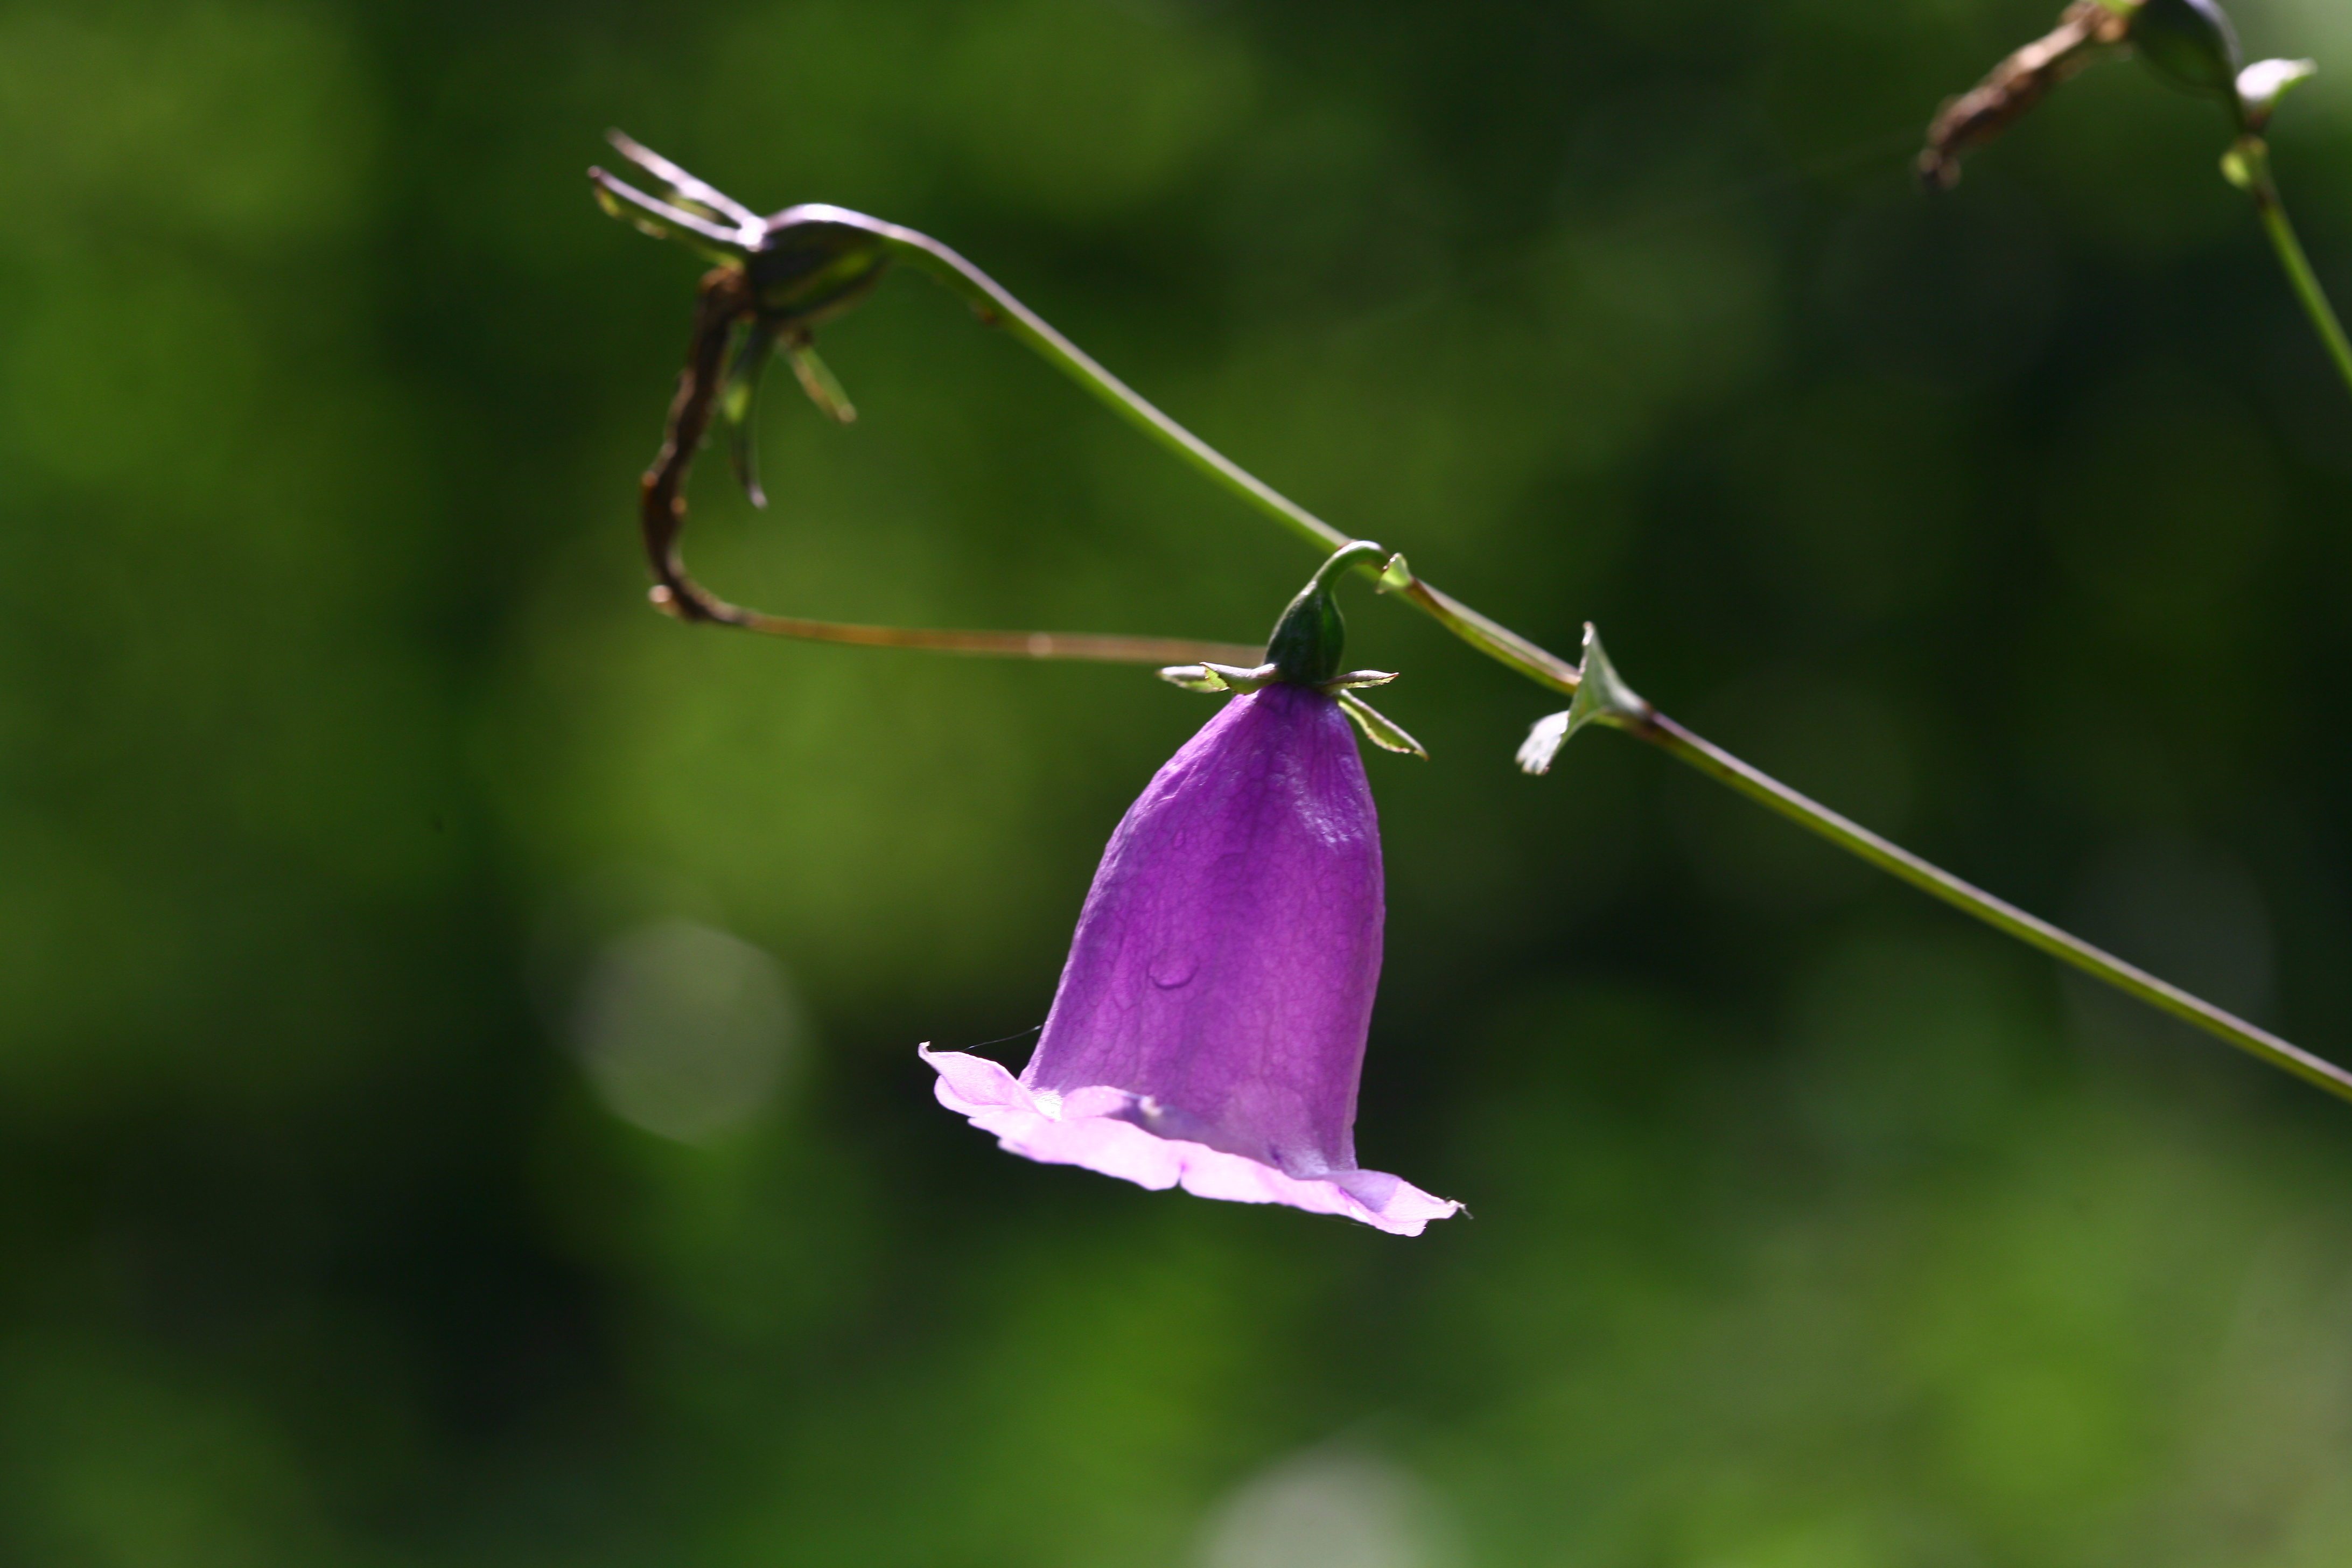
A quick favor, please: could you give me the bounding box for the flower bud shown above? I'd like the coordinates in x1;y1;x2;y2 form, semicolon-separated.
748;207;890;326
2130;0;2243;103
1265;540;1385;686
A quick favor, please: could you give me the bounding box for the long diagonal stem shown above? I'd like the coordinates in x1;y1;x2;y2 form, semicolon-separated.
2254;186;2352;399
1630;712;2352;1105
855;226;2352;1099
2231;137;2352;401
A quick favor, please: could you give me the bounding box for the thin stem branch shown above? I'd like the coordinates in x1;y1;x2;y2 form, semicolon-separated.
635;264;1260;669
2230;136;2352;401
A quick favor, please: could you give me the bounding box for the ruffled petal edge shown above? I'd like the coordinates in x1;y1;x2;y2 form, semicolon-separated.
920;1047;1463;1237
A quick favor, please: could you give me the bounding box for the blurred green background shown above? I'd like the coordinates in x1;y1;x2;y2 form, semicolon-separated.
6;0;2352;1562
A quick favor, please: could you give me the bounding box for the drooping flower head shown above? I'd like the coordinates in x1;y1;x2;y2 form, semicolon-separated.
925;544;1461;1235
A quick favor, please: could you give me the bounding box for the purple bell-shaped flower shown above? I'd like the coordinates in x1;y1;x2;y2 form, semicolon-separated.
924;545;1462;1235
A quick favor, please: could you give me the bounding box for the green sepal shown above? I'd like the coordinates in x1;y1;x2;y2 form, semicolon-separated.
1159;662;1278;694
719;322;775;508
1319;669;1397;692
1515;622;1653;775
786;338;858;423
1337;692;1426;758
604;130;763;237
1159;664;1227;692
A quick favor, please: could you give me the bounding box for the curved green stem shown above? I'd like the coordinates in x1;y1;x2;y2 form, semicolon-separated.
2227;135;2352;400
865;227;1585;694
596;151;2352;1102
873;221;2352;1098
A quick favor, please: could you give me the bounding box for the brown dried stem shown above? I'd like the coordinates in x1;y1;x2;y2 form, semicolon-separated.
1919;1;2131;191
635;264;1263;668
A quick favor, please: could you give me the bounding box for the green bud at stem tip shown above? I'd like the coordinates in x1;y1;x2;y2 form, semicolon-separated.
2130;0;2244;117
1265;541;1387;687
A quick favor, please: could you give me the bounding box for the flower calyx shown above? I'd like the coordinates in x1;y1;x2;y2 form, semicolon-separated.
1264;540;1387;685
1158;661;1277;694
1157;541;1426;757
1157;663;1397;696
591;132;890;324
592;131;885;507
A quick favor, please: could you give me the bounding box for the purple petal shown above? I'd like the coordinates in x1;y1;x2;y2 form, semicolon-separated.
1025;683;1384;1178
922;1047;1461;1237
921;681;1462;1234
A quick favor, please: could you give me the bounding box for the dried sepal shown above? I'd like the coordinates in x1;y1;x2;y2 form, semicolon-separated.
604;129;764;243
589;167;750;265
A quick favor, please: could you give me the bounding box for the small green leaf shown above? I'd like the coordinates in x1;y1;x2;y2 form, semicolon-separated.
1378;552;1413;592
1337;692;1426;758
1515;622;1653;775
1568;623;1649;730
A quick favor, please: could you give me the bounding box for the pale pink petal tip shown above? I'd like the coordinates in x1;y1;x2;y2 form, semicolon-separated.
922;1047;1463;1237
